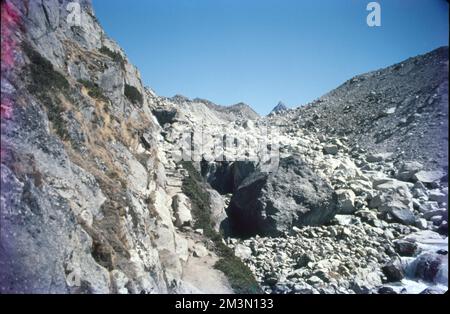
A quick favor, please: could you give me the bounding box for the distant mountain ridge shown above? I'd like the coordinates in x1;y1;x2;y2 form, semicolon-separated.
168;95;260;120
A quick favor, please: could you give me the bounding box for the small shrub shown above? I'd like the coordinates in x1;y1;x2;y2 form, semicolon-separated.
23;42;69;93
180;161;262;294
78;79;109;102
214;248;262;294
124;84;143;105
99;46;124;64
23;43;70;141
181;161;215;237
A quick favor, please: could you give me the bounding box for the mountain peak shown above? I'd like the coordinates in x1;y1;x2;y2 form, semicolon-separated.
270;101;288;114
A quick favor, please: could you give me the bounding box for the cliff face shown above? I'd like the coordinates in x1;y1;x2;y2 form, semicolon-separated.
0;0;235;293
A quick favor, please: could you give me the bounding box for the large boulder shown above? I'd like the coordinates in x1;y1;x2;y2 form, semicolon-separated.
413;170;446;184
172;194;193;227
226;157;338;236
335;189;356;214
207;188;228;232
381;260;405;282
409;252;448;284
393;239;418;257
396;161;423;182
370;178;416;225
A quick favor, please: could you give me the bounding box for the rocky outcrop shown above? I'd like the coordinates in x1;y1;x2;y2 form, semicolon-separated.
0;0;232;294
226;157;338;236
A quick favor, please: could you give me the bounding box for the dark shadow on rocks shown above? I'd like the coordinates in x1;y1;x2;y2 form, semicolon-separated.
225;156;338;238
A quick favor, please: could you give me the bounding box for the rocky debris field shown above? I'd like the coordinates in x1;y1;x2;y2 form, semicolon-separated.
277;46;449;171
151;46;448;292
158;83;448;294
229;219;447;294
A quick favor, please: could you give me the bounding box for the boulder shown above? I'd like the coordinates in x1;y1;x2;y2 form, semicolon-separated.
234;244;253;261
428;189;447;203
393;240;418;257
396;161;423;182
438;220;448;234
171;194;192;227
192;244;208;258
390;206;417;225
411;252;447;284
403;230;445;243
323;145;338;155
423;208;447;220
418;201;439;214
381;260;404;282
366;152;393;163
413;170;446;184
412;181;428;198
370;179;416;225
335;189;356;214
226;157;338;236
415;218;428;230
333;214;354;226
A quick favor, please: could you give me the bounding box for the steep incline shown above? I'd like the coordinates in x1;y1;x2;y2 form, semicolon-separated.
282;47;448;170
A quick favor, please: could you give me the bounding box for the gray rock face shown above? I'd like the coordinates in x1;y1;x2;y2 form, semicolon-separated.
226;157;338;236
1;0;221;294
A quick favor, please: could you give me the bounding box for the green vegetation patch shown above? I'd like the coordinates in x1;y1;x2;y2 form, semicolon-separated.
99;46;124;64
180;161;262;294
78;79;109;102
23;42;69;94
23;42;71;141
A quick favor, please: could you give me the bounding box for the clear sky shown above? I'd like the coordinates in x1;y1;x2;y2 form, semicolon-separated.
92;0;449;115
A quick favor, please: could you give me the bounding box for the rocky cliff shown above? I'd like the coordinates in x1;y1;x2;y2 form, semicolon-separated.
0;0;243;294
1;0;448;295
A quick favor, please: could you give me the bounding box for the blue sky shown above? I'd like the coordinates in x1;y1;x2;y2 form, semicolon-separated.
92;0;449;115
